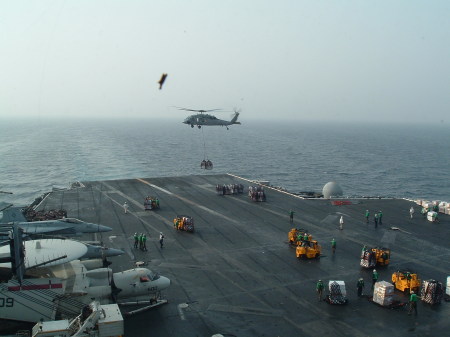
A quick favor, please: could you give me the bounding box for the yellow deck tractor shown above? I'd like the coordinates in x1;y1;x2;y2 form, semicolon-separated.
372;248;390;266
144;196;160;210
296;240;321;259
360;247;390;268
392;271;420;294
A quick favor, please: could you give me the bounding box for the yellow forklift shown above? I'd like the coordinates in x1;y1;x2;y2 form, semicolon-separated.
372;247;390;266
360;247;390;268
391;271;420;294
296;240;321;259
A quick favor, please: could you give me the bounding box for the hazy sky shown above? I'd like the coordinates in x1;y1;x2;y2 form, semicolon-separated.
1;1;449;122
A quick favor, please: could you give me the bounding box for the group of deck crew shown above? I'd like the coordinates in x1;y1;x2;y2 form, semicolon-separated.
134;232;148;251
216;183;244;195
296;231;313;243
364;210;383;226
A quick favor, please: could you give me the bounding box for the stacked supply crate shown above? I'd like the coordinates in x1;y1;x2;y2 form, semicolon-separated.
372;281;394;306
327;281;347;304
421;279;444;305
360;250;376;268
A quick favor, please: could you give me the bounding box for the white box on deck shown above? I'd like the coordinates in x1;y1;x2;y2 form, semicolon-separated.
97;304;124;337
427;211;437;222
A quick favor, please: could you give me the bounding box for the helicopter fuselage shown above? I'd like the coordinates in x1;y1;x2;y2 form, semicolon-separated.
183;112;240;129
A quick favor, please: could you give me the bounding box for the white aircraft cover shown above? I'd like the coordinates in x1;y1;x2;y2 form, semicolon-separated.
0;239;88;269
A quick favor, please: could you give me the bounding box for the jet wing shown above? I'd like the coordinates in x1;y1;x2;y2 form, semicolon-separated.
21;225;77;235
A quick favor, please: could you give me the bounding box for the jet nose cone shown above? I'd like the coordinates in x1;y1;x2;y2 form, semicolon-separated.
96;224;113;233
158;276;171;291
103;247;125;258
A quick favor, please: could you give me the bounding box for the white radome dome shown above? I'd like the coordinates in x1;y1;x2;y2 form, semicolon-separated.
323;182;343;199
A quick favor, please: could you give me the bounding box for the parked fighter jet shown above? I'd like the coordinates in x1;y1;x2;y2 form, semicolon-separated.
0;218;112;237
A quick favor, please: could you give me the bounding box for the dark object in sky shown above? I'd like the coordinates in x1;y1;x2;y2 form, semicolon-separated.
158;73;168;89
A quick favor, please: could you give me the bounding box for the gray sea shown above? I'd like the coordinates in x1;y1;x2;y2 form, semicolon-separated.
1;117;449;206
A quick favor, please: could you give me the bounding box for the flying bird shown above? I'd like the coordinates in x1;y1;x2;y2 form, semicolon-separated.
158;73;168;89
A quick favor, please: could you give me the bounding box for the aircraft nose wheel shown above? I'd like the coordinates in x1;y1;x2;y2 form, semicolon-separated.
191;124;194;128
197;125;201;129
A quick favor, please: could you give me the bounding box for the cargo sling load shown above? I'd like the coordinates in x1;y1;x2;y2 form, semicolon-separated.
326;281;348;304
216;184;244;195
248;186;266;202
174;215;195;232
421;279;444;305
201;159;213;170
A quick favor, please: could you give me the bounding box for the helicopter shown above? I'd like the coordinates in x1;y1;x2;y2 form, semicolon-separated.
177;107;241;130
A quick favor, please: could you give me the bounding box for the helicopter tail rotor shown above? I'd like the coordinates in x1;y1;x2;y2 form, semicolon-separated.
230;107;241;119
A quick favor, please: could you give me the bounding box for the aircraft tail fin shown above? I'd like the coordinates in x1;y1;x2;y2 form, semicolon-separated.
231;112;240;124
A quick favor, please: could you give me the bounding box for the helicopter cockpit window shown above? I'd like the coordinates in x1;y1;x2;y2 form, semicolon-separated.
140;275;150;283
147;271;160;281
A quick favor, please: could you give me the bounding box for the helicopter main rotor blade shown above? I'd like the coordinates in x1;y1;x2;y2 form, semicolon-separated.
175;107;198;112
175;106;222;113
203;109;222;112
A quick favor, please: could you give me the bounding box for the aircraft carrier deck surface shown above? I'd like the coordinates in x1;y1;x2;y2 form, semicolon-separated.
34;174;449;337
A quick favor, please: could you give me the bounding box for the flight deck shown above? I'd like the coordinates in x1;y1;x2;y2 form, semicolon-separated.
32;174;450;337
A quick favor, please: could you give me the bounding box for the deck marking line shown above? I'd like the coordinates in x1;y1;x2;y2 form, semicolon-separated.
137;178;240;225
136;178;173;195
178;303;188;320
95;183;173;232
